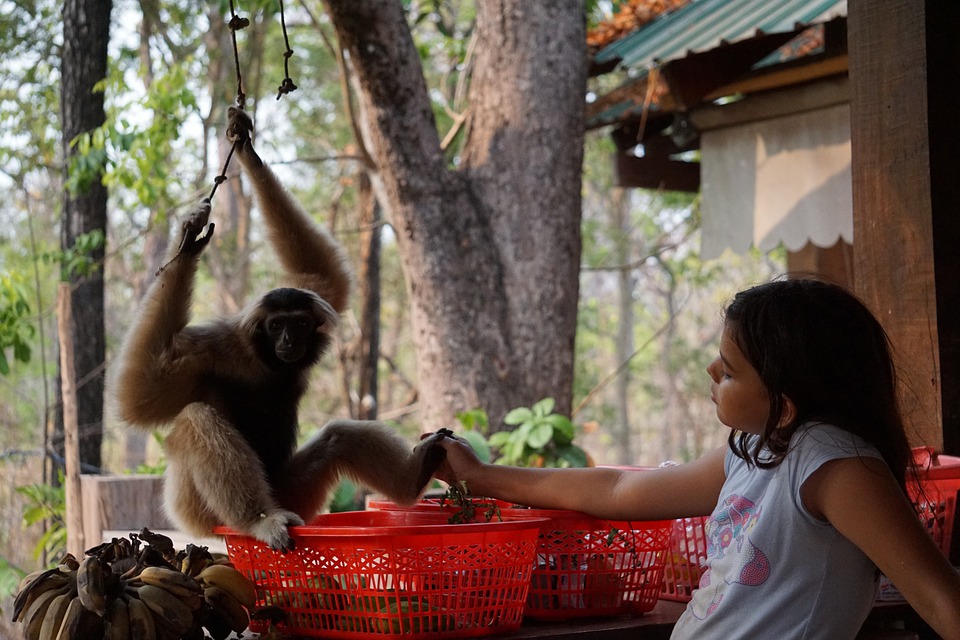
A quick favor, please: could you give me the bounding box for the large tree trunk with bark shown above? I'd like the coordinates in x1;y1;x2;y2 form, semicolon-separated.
324;0;586;431
59;0;112;472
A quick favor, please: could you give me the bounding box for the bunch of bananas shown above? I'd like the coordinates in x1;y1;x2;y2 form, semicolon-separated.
11;529;258;640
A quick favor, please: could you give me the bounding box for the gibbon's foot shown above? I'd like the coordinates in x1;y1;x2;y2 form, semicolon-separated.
413;430;451;495
250;509;304;552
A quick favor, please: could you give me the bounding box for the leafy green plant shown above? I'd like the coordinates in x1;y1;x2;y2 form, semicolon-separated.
459;398;589;469
0;556;27;600
0;272;36;375
452;407;493;463
17;476;67;561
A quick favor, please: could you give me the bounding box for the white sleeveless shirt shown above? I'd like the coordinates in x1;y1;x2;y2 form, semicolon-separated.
671;423;883;639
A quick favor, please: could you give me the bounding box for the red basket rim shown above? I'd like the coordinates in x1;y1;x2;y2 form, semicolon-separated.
212;516;550;538
369;499;673;530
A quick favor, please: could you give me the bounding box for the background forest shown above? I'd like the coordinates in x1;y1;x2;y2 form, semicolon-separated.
0;0;781;625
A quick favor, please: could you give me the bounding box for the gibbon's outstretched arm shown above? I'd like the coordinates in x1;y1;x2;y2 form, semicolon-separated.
227;106;352;313
113;202;216;427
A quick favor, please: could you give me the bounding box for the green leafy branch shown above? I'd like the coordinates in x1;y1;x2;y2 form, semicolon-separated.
17;474;67;561
0;272;36;375
458;398;589;469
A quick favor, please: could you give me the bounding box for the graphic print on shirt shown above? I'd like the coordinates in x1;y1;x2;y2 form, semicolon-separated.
691;493;771;619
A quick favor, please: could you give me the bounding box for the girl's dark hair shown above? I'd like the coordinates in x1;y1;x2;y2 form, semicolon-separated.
724;277;912;492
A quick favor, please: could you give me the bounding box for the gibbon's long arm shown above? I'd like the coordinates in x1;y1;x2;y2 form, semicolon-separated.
113;203;218;428
228;107;353;314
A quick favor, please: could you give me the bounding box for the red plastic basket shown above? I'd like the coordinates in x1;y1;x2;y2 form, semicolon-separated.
215;510;545;638
368;500;672;620
909;447;960;558
660;515;709;603
513;508;672;620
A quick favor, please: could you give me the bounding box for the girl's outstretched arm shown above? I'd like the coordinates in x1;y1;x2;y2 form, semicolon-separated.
803;456;960;640
436;435;727;521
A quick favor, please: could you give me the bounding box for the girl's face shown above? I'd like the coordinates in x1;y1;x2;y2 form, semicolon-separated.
707;325;771;434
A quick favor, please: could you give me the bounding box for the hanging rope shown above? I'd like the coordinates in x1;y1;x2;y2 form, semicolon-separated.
277;0;298;99
159;0;296;273
207;0;250;203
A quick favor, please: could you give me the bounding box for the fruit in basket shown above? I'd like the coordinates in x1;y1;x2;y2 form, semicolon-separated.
375;597;455;634
306;574;354;611
582;555;624;609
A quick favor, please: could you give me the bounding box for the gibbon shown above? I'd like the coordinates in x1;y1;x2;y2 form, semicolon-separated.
113;107;448;551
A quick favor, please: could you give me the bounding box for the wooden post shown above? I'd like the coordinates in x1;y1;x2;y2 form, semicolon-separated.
848;1;960;453
57;283;84;556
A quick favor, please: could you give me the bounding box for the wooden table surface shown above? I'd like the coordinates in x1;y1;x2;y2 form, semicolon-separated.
240;600;686;639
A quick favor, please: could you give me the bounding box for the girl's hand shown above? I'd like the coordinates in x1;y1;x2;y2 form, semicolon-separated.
421;430;485;489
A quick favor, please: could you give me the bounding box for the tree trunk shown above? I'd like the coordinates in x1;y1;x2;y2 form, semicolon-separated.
612;188;634;464
59;0;112;472
357;171;381;421
324;0;586;430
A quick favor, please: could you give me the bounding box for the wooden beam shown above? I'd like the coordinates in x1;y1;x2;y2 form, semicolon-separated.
614;151;700;192
704;55;848;102
848;1;960;453
690;74;848;132
58;283;84;556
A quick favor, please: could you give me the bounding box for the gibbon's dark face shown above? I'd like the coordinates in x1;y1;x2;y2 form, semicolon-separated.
266;310;318;363
255;288;331;367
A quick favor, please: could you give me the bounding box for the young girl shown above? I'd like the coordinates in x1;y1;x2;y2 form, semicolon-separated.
433;278;960;639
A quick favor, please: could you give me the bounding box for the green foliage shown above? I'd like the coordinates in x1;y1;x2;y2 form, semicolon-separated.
0;0;61;178
37;230;105;281
451;408;493;463
485;398;588;468
72;64;198;211
0;555;27;600
16;477;66;561
329;478;362;513
129;432;167;475
0;272;36;375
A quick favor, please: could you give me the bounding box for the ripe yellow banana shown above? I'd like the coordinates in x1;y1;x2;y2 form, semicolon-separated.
103;597;130;640
137;584;194;634
36;592;72;640
138;566;202;598
76;555;107;616
197;564;257;609
203;586;250;633
126;596;157;640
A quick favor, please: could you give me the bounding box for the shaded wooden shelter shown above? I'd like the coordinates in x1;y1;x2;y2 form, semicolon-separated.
588;0;959;454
